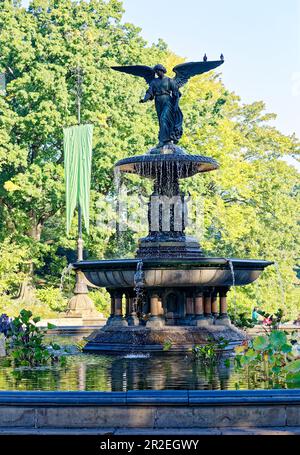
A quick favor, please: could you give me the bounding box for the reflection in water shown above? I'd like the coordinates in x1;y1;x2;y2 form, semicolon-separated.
0;333;295;391
0;352;260;392
78;363;86;391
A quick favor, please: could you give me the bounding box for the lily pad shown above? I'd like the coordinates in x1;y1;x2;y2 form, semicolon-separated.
252;336;269;351
281;344;292;354
284;359;300;374
286;372;300;385
269;331;287;349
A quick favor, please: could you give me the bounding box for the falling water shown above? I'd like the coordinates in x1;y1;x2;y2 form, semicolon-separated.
114;166;128;254
228;259;237;318
185;162;189;179
122;261;144;352
134;260;145;320
273;261;285;307
59;263;74;292
134;260;145;301
113;166;121;195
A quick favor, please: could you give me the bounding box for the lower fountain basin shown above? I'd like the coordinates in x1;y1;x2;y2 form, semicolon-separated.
73;258;273;289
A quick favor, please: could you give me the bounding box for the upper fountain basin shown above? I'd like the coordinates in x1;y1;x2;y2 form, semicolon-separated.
115;145;219;179
73;258;273;289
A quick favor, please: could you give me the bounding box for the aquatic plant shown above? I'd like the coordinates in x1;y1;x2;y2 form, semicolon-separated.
231;330;300;388
163;340;172;352
4;309;65;367
0;314;11;336
192;337;229;366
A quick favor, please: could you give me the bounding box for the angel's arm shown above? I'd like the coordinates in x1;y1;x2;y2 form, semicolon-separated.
140;81;155;103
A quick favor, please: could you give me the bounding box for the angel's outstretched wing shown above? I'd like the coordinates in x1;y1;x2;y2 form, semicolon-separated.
173;60;224;88
111;65;155;85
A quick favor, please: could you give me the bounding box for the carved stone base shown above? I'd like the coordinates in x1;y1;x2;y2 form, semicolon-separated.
106;315;114;326
137;235;204;259
127;314;140;326
65;294;104;325
146;316;165;328
215;316;231;327
195;317;210;327
84;325;249;353
65;269;105;325
109;316;128;327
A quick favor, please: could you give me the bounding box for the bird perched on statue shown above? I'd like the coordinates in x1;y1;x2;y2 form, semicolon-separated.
220;54;224;62
203;53;208;62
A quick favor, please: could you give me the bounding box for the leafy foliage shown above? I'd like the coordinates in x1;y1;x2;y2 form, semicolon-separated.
230;308;285;329
232;330;300;388
192;337;229;366
89;289;111;317
0;0;299;320
2;309;65;367
230;312;256;329
35;286;68;312
0;239;30;296
162;340;172;352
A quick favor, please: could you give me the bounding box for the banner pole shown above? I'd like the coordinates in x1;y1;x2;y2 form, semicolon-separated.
75;64;83;262
64;68;101;323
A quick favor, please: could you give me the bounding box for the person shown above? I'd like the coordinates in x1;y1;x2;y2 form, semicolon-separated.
252;307;261;323
140;64;183;146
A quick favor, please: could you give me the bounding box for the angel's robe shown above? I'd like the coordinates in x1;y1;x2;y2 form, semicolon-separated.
143;76;183;146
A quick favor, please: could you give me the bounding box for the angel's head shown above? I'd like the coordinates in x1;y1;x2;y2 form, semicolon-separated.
153;64;167;78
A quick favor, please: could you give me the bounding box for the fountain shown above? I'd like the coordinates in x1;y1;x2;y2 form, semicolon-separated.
73;58;273;352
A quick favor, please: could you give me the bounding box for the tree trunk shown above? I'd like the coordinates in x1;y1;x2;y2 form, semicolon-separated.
17;214;43;301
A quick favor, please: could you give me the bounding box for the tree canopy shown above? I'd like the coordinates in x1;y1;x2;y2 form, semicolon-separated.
0;0;299;318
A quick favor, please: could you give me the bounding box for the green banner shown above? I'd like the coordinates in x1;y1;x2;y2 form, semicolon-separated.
64;124;93;234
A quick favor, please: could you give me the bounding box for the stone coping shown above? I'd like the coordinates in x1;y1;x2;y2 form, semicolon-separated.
83;341;244;353
73;257;273;270
1;427;300;435
0;390;299;407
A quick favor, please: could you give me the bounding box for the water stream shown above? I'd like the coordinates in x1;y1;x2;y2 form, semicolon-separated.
273;261;285;307
59;263;74;292
227;259;237;318
134;259;145;303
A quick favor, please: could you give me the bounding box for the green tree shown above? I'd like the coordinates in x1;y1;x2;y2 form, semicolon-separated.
0;1;299;319
0;0;167;298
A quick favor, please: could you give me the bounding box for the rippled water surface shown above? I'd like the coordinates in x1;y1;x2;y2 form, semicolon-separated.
0;335;295;391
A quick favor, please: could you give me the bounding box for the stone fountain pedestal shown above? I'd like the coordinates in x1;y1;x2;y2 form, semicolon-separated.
73;144;272;353
82;280;249;352
84;325;248;353
65;270;105;326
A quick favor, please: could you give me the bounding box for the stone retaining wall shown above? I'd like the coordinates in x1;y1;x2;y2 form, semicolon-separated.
0;390;299;430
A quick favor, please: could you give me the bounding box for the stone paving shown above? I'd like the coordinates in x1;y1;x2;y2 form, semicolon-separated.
0;427;300;435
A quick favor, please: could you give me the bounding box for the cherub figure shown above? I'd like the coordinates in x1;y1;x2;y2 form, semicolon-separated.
112;59;224;147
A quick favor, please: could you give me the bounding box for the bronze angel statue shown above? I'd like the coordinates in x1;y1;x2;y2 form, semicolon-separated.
112;59;224;147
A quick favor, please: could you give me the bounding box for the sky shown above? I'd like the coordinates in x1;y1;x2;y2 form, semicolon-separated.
121;0;300;139
21;0;300;167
